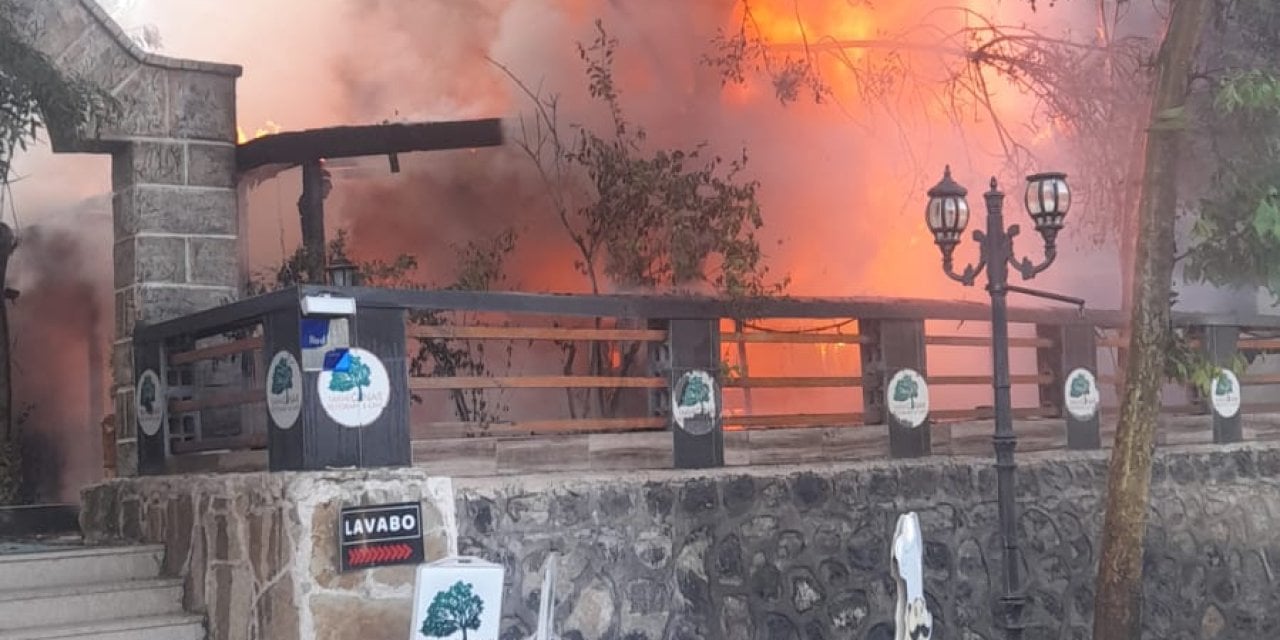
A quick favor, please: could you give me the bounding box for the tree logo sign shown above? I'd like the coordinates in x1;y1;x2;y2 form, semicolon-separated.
317;348;391;428
1210;368;1242;419
135;369;165;437
1063;368;1100;421
886;368;929;428
672;370;718;435
266;351;303;430
420;581;485;639
410;557;504;640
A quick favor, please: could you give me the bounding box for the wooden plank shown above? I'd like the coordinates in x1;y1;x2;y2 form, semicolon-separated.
588;431;672;470
169;389;265;413
748;428;832;465
495;436;591;473
720;332;869;344
415;417;665;437
1242;374;1280;385
412;438;498;476
164;449;267;474
408;376;666;390
931;407;1056;421
237;119;504;171
321;285;1134;325
1238;338;1280;350
169;336;264;366
928;374;1054;386
725;376;863;388
726;413;863;428
170;432;267;454
926;336;1052;348
410;325;668;342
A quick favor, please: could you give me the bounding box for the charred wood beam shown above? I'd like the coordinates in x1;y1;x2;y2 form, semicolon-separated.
236;119;505;172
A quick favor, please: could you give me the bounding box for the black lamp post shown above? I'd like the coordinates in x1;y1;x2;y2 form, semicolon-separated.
925;166;1073;640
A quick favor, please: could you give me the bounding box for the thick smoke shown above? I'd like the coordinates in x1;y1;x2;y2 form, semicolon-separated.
5;203;112;503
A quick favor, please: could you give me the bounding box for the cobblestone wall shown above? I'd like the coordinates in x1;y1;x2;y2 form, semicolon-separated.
456;444;1280;640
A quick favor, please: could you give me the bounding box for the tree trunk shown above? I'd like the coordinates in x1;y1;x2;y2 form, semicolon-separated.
1092;1;1209;638
0;223;16;505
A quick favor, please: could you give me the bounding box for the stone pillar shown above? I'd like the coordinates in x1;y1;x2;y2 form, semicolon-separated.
11;0;243;475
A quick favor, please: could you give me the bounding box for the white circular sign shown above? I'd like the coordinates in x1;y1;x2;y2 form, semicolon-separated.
887;368;929;428
1210;369;1242;419
135;369;165;437
1063;368;1100;421
317;348;391;428
266;351;303;430
672;370;718;435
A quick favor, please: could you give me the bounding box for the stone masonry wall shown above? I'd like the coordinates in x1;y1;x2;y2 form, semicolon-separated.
10;0;243;476
455;443;1280;640
80;470;456;640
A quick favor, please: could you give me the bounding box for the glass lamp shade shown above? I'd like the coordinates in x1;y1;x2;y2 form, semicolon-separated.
1024;172;1070;235
326;259;359;287
926;166;970;247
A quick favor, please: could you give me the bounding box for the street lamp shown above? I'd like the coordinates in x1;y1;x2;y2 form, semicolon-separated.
925;166;1076;640
326;257;360;287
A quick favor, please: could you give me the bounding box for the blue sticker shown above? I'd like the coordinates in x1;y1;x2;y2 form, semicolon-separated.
301;318;330;348
323;348;351;372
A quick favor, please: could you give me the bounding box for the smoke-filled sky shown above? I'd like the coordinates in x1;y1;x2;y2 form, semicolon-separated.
52;0;1124;303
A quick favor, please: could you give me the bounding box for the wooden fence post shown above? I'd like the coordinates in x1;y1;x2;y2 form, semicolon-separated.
1201;325;1241;444
1037;323;1101;450
667;318;723;469
869;319;930;458
133;337;168;475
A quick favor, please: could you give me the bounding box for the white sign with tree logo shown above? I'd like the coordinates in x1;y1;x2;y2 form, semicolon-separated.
887;369;929;428
1210;369;1242;419
1063;368;1100;421
672;370;717;435
317;348;390;428
135;369;164;437
267;351;303;429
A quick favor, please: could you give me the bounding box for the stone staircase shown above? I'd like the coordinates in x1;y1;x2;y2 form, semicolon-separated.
0;544;204;640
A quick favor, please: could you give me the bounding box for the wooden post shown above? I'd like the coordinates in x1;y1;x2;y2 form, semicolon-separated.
875;319;930;458
133;338;167;475
1201;325;1241;444
667;318;723;469
264;300;410;471
1037;324;1101;450
298;161;329;283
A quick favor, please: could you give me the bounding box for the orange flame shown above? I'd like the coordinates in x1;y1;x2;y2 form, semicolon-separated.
236;120;283;144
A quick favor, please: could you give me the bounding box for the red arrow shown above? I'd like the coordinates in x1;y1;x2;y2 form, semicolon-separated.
348;543;414;567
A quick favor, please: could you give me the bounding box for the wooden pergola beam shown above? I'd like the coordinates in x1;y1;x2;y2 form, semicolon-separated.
235;118;505;172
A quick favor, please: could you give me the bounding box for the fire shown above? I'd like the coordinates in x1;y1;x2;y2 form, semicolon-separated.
236;120;283;144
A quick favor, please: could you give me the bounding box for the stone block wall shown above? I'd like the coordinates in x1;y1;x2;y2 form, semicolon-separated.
454;444;1280;640
80;444;1280;640
80;470;455;640
10;0;243;476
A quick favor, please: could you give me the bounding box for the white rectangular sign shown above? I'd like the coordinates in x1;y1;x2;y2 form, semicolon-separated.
409;556;505;640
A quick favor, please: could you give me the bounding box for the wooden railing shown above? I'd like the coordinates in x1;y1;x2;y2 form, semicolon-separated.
131;285;1280;474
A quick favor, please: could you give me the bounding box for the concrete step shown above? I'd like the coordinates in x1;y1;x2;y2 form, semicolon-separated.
0;614;205;640
0;578;185;630
0;545;164;591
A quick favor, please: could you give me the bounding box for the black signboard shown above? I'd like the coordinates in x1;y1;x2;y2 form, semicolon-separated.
339;502;425;572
